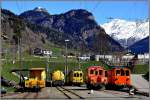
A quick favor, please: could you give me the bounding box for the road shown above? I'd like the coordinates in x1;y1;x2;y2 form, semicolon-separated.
1;86;148;100
131;74;149;93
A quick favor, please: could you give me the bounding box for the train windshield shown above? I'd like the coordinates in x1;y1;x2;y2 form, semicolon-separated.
105;71;108;77
80;73;82;77
99;70;103;75
121;69;125;76
95;71;98;75
77;73;79;77
90;70;94;74
116;70;120;76
74;73;77;77
126;70;129;76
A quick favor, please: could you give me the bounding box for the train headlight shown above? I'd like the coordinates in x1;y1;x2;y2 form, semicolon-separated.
25;83;29;86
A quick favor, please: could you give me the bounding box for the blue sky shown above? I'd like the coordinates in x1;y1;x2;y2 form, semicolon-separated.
2;0;148;24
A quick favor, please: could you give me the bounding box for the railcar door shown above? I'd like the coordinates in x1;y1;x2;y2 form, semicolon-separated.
125;69;131;85
114;69;121;85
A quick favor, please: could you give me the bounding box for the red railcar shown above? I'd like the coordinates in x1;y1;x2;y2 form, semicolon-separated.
85;66;108;90
107;67;131;89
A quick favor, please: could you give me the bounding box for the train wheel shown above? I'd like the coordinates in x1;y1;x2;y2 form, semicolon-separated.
34;86;39;92
100;84;106;90
86;84;91;89
106;84;113;90
115;85;123;90
78;84;81;87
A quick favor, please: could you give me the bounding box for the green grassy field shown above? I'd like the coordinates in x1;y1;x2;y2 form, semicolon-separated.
133;64;149;74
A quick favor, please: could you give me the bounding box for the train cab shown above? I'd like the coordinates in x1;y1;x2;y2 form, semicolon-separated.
68;70;84;86
107;67;131;89
86;66;107;90
25;68;46;91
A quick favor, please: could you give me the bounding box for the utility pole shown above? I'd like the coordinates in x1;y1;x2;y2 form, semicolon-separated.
65;39;69;83
46;53;50;83
17;38;19;62
78;52;81;70
17;38;22;67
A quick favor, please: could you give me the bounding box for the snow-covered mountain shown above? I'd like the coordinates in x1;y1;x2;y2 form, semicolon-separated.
101;19;149;48
33;7;48;12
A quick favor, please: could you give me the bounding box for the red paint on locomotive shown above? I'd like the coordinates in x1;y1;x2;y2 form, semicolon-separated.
107;67;131;88
85;66;108;89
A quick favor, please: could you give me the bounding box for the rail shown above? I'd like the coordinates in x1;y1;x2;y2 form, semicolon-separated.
56;86;85;99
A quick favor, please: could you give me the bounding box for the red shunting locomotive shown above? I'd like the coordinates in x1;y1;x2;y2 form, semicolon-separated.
85;66;108;90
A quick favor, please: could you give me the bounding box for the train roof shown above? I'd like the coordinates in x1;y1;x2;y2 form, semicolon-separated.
87;66;105;69
53;70;64;72
72;70;83;72
29;68;45;70
68;67;83;71
109;66;129;69
110;66;127;68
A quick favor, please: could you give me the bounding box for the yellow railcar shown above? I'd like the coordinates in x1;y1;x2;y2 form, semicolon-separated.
25;68;46;91
68;70;84;86
52;70;65;86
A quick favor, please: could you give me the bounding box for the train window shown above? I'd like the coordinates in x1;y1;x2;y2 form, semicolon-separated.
121;69;125;76
77;73;79;77
74;73;77;77
95;71;98;75
116;70;120;76
80;73;82;77
126;70;129;76
90;70;94;74
105;71;108;77
99;70;103;75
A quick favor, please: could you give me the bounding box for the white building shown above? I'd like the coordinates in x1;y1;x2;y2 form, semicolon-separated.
95;55;113;61
43;50;52;56
137;53;149;64
95;53;149;64
138;53;149;59
78;56;90;61
122;53;135;60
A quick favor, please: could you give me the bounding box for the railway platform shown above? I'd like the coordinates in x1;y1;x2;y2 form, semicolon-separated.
131;74;149;96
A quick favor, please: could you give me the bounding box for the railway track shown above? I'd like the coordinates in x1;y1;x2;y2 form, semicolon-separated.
1;92;39;99
56;86;85;99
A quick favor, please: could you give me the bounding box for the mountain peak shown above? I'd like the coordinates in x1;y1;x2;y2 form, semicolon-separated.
101;18;149;47
65;9;95;20
33;7;47;12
